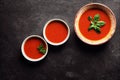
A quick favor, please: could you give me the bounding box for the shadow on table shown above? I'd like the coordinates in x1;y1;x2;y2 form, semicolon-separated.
48;43;66;54
19;49;47;67
73;32;109;55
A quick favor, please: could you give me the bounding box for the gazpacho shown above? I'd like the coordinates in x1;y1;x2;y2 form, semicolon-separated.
45;21;68;43
44;19;70;46
24;37;47;59
79;9;111;40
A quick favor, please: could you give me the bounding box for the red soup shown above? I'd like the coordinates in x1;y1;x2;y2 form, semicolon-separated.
24;37;46;59
79;9;111;40
45;21;68;43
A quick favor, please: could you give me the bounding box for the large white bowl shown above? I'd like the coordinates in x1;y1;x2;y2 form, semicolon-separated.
74;3;116;45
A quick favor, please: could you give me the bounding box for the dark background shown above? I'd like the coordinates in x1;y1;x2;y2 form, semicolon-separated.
0;0;120;80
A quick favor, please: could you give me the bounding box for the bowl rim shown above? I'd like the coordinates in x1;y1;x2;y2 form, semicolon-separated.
74;3;116;45
43;18;70;46
21;35;48;62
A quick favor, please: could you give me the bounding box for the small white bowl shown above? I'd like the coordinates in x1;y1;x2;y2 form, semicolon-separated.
43;19;70;46
21;35;48;62
74;3;116;45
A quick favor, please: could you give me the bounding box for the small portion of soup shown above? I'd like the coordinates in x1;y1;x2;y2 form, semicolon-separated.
24;37;46;59
45;21;68;43
79;9;111;40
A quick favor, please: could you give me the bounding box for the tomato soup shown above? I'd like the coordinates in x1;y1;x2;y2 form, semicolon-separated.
45;21;68;43
79;9;111;40
24;37;46;59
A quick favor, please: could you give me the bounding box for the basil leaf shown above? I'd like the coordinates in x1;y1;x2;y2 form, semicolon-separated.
38;44;46;54
95;27;101;33
96;21;105;27
88;25;94;30
38;44;43;50
91;21;94;25
88;16;92;21
88;14;105;33
94;14;100;22
40;49;46;54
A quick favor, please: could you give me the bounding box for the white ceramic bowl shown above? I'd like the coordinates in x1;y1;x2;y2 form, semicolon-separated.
21;35;48;62
43;19;70;46
74;3;116;45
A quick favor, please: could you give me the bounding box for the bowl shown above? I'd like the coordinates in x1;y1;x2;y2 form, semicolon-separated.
43;19;70;46
21;35;48;62
74;3;116;45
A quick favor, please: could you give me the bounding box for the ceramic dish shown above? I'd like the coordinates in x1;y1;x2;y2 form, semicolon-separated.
74;3;116;45
43;19;70;46
21;35;48;62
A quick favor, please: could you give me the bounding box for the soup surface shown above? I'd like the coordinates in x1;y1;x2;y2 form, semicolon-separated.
24;37;46;59
45;21;68;43
79;9;111;40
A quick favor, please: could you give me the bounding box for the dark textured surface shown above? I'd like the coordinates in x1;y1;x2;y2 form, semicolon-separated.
0;0;120;80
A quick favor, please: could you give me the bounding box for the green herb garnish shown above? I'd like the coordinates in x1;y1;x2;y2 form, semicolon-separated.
88;14;106;33
37;44;46;54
